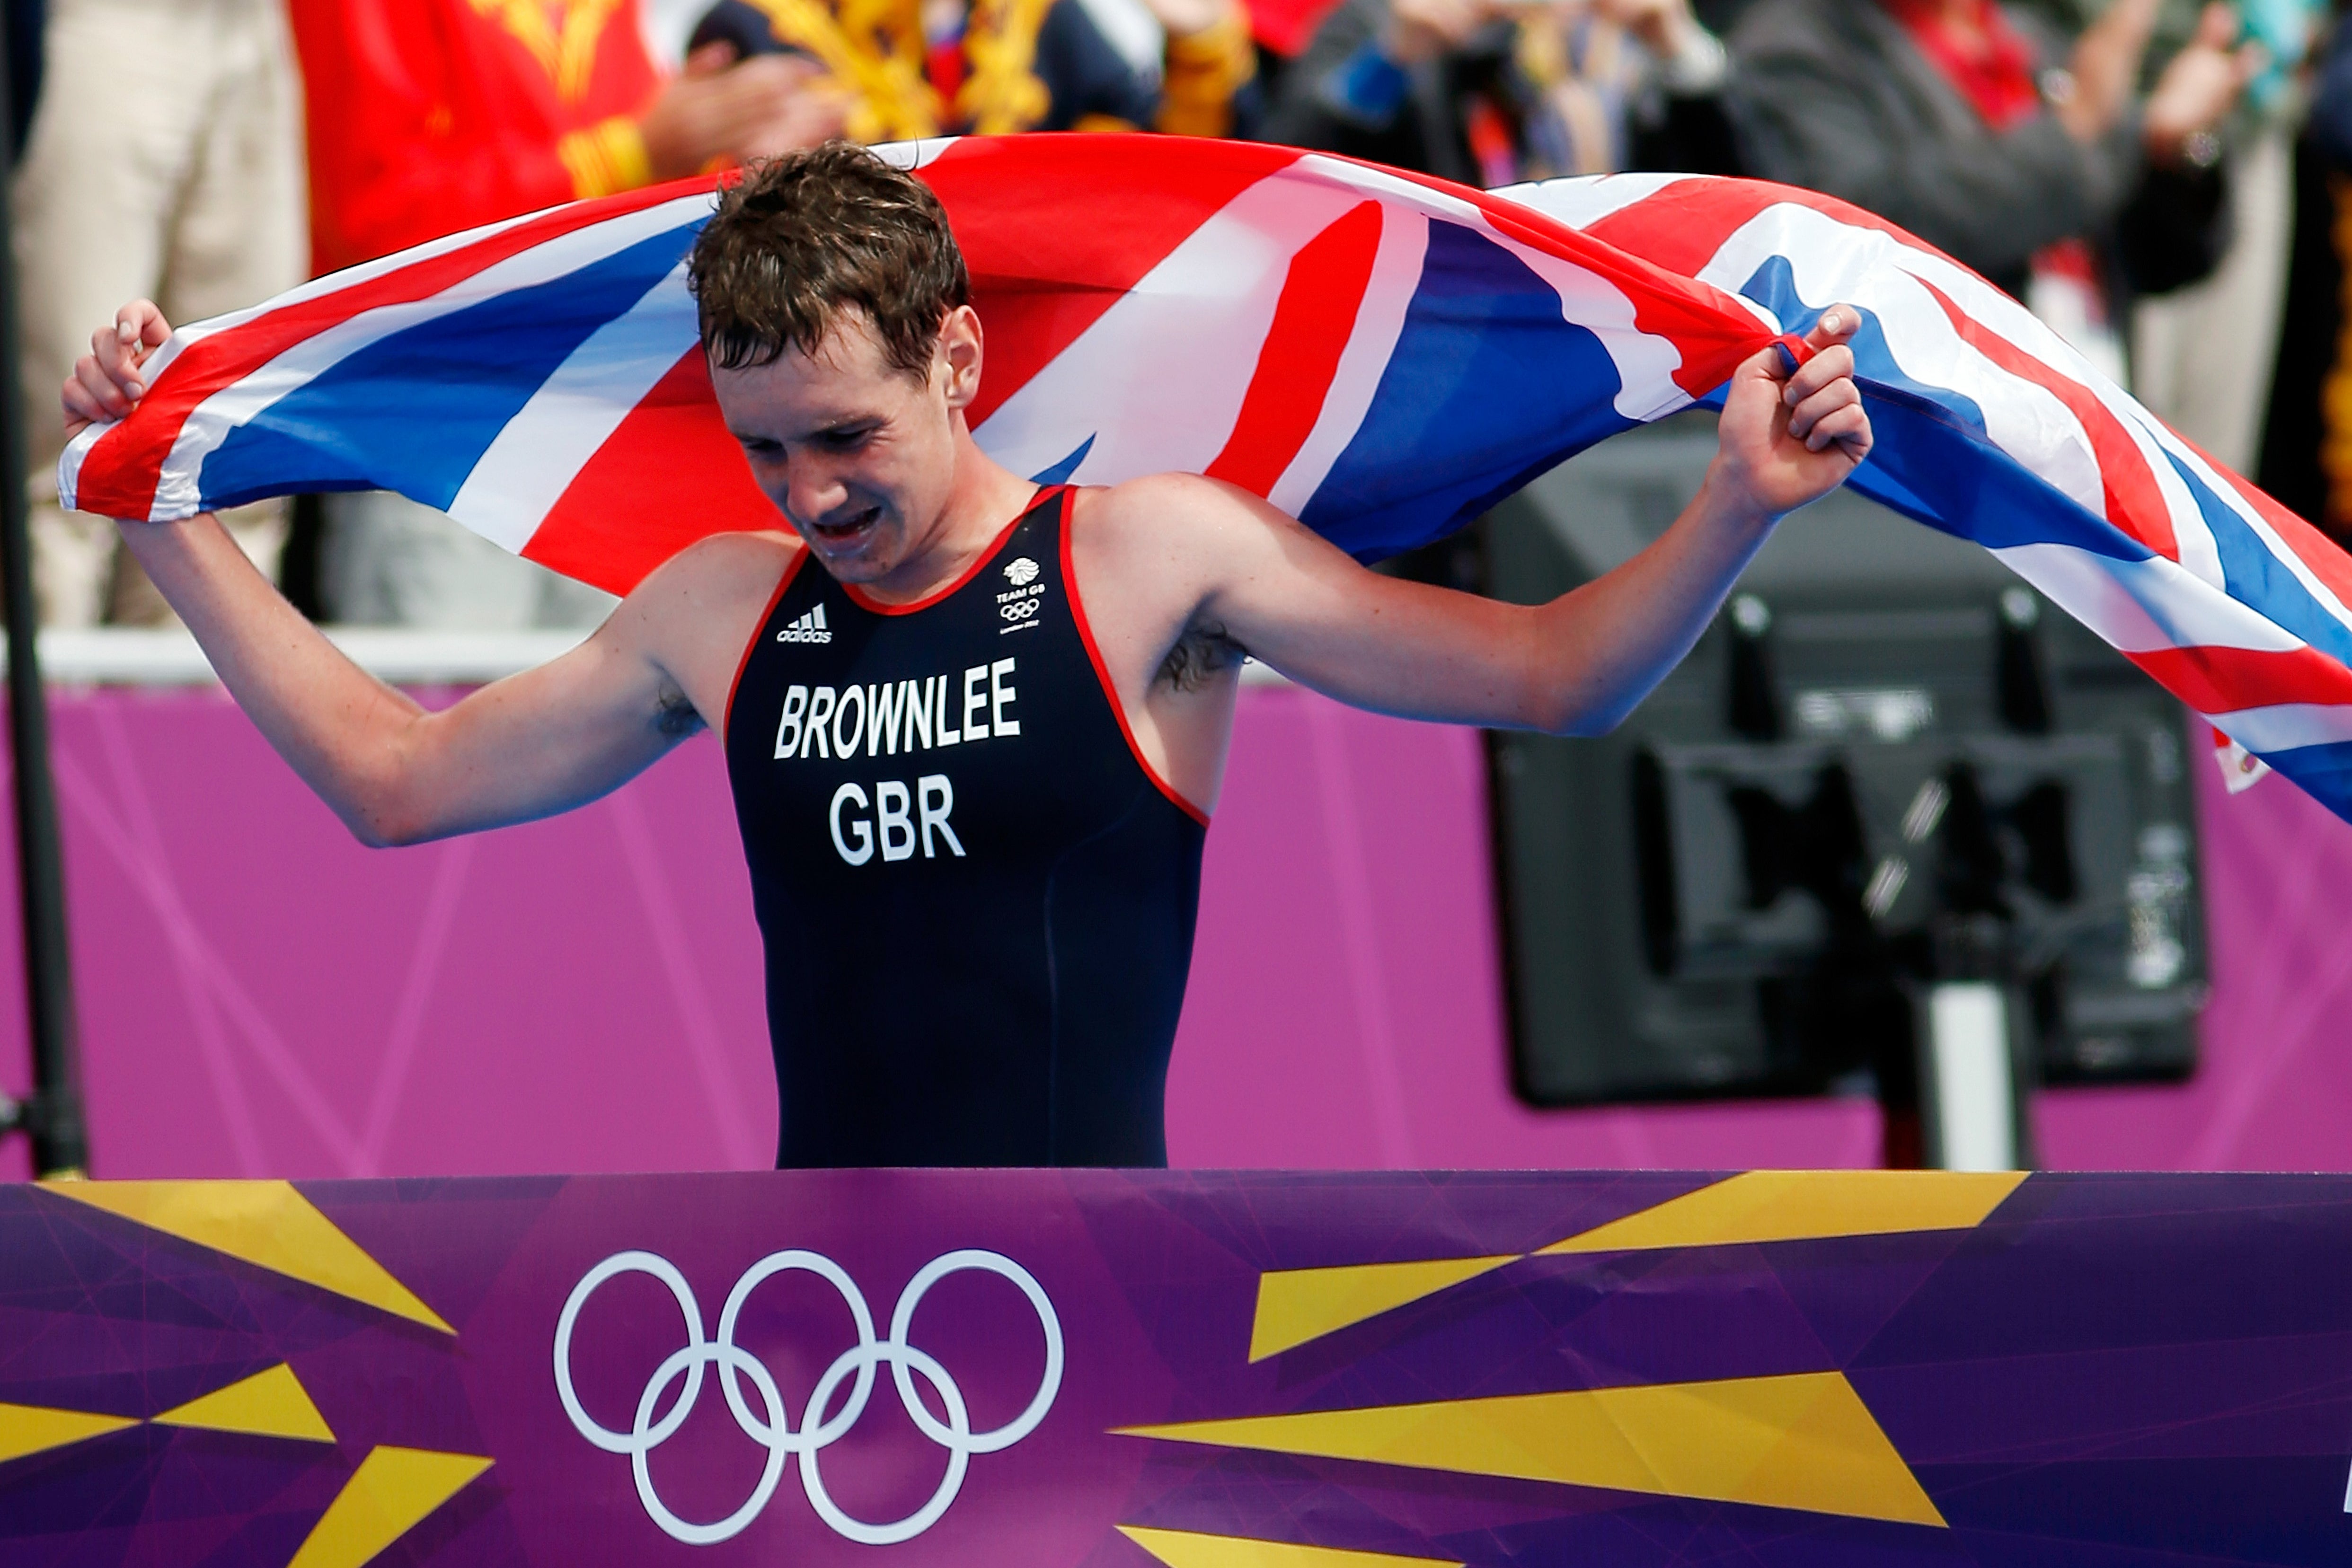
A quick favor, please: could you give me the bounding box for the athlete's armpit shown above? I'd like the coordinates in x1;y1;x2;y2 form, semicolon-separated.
1157;620;1248;693
655;678;707;738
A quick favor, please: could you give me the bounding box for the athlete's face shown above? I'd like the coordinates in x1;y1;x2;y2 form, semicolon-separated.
711;308;979;586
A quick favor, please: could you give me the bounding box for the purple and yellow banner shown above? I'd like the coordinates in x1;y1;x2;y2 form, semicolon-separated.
4;1170;2350;1565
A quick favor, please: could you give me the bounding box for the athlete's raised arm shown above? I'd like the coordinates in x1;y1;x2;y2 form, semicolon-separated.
65;301;787;846
1081;306;1870;744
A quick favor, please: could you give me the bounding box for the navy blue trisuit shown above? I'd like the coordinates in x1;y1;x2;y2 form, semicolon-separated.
723;485;1209;1167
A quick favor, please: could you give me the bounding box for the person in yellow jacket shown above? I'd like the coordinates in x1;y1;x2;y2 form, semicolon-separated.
684;0;1260;142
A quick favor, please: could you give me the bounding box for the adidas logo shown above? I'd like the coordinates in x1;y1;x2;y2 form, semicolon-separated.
776;603;833;644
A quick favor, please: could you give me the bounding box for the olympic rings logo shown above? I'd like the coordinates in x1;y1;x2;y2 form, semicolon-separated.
554;1249;1063;1547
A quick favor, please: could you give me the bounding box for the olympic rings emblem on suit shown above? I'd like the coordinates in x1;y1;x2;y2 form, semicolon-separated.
554;1248;1063;1546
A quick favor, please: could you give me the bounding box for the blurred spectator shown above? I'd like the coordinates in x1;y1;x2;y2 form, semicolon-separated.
1725;0;2259;379
1266;0;1735;185
2256;3;2352;540
287;0;841;628
692;0;1260;141
2113;0;2318;469
8;0;40;161
13;0;303;627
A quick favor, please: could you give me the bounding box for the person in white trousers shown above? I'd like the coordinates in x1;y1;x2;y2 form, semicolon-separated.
13;0;305;627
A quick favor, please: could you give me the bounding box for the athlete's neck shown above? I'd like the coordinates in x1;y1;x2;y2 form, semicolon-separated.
853;425;1041;606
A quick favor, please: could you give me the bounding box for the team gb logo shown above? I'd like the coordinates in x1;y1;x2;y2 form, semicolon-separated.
1004;558;1040;587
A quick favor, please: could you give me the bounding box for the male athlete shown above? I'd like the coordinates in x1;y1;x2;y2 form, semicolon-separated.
63;143;1872;1167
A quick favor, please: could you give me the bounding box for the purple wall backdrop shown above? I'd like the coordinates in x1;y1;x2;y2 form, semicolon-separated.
0;683;2343;1180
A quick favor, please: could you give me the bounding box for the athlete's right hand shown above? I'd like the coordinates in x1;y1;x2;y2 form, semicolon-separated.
64;300;171;440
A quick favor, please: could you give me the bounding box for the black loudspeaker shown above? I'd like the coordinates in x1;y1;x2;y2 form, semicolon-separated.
1475;413;2205;1107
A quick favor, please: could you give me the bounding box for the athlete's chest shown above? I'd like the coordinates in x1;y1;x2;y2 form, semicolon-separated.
726;510;1143;871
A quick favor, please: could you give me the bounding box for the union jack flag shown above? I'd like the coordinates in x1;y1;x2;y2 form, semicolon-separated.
61;136;2352;818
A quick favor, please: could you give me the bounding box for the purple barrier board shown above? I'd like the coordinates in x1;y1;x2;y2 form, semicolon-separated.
18;682;2352;1182
4;1170;2351;1567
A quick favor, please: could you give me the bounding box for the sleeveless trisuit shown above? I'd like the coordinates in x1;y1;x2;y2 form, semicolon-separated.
723;486;1208;1167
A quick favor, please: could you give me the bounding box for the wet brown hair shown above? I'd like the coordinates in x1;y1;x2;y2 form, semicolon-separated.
689;141;970;379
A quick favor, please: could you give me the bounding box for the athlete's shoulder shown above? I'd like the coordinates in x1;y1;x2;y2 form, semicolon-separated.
604;527;804;658
1083;470;1256;512
657;525;805;577
1074;472;1292;549
633;528;805;608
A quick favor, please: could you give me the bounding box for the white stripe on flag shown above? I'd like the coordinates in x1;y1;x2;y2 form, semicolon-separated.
1304;155;1693;422
870;137;958;172
1689;203;2109;520
448;260;699;552
2204;702;2352;755
1702;198;2229;587
2137;417;2352;644
971;166;1366;484
1494;171;1700;231
145;192;717;520
61;199;619;513
1266;202;1428;517
134;205;568;399
1890;246;2229;590
1995;541;2308;654
57;422;106;516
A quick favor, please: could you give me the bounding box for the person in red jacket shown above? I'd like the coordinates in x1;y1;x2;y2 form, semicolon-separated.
288;0;843;624
291;0;845;272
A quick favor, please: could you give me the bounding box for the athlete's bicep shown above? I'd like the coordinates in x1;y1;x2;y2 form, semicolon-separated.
1189;491;1539;726
390;622;693;841
388;532;801;844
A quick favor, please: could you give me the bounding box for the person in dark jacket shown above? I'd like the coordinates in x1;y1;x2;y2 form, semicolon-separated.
1724;0;2257;326
2255;4;2352;541
7;0;40;161
1266;0;1738;185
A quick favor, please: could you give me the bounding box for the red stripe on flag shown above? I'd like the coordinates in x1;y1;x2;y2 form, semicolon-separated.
1580;178;1785;279
2127;643;2352;714
523;347;777;596
1585;177;2193;561
74;179;708;523
2189;440;2352;625
1429;174;1766;396
1575;176;2007;398
1203;201;1384;497
919;137;1303;430
1910;277;2177;560
1581;176;1975;280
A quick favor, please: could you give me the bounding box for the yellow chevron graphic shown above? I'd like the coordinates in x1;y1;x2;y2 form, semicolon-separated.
1539;1171;2028;1255
1120;1524;1462;1567
286;1446;494;1568
1116;1371;1944;1527
155;1364;335;1444
1250;1254;1519;1362
46;1181;453;1334
0;1401;138;1465
1247;1171;2028;1357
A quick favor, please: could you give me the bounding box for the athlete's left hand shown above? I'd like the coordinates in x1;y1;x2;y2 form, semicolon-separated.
1708;306;1873;522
